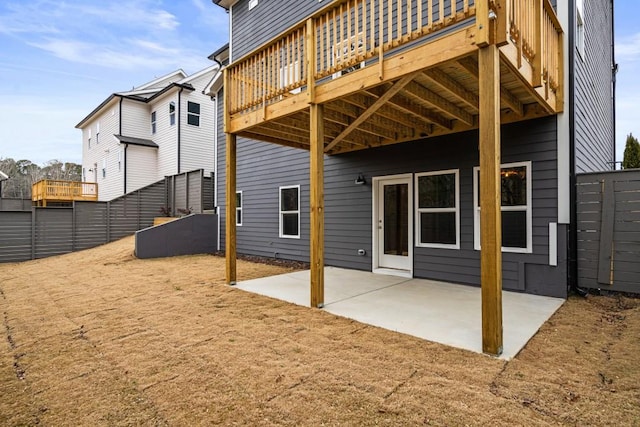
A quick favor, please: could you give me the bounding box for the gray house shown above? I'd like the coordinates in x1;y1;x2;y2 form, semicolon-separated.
209;0;615;353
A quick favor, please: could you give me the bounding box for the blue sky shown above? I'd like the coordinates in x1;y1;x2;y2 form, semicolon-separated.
0;1;637;166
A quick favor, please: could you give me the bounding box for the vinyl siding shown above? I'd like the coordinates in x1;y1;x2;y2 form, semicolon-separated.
573;0;615;173
218;116;567;298
149;91;178;178
121;99;151;140
126;145;158;194
179;74;216;175
81;104;122;201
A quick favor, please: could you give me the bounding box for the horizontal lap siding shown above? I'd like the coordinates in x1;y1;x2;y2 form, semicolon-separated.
574;0;615;173
220;116;566;297
0;211;32;262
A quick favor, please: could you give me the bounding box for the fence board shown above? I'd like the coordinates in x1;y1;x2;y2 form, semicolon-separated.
577;170;640;292
0;171;215;263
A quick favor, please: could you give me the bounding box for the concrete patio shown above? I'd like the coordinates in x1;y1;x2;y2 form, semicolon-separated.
237;267;565;360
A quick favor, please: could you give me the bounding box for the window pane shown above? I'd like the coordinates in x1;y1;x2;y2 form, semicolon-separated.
281;188;298;211
502;211;527;248
501;166;527;206
187;114;200;126
188;102;200;114
169;102;175;113
151;111;156;121
282;213;298;236
384;184;408;256
420;212;456;245
236;209;242;225
418;173;455;208
236;192;241;208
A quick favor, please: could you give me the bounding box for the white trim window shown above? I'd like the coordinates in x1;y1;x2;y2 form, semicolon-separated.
236;191;243;226
473;161;533;253
117;149;122;172
102;158;107;179
169;102;176;126
187;101;200;126
415;169;460;249
96;122;100;144
151;111;157;134
279;185;300;238
87;128;92;148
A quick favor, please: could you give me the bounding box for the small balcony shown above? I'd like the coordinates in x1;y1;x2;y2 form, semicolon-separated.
224;0;563;154
32;180;98;207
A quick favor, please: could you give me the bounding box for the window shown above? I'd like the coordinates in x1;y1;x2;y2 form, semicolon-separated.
117;149;122;172
576;0;585;60
473;161;532;253
102;158;107;179
96;122;100;144
87;128;92;148
279;185;300;238
236;191;243;226
169;102;176;126
248;0;258;10
415;170;459;249
82;167;86;182
151;111;157;134
187;102;200;126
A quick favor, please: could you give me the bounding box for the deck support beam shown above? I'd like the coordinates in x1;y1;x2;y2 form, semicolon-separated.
479;44;503;356
225;133;237;286
310;104;325;308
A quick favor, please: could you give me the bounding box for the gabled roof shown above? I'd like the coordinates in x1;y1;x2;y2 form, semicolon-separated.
75;65;220;129
212;0;237;9
113;134;159;148
134;69;187;91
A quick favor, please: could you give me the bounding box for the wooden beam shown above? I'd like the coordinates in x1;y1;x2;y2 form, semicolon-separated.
403;81;475;125
225;133;237;286
458;56;524;117
421;68;479;112
478;45;503;356
239;132;309;150
309;103;324;308
325;72;418;152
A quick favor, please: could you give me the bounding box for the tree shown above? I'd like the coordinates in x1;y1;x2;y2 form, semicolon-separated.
0;157;82;199
622;133;640;169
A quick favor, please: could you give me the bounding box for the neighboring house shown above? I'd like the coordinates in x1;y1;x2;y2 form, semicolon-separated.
210;0;614;352
76;66;219;201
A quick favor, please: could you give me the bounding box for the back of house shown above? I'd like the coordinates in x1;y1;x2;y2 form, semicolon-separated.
210;0;615;299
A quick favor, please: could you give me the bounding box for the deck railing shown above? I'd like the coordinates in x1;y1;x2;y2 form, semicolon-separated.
226;0;562;118
227;0;476;116
32;179;98;203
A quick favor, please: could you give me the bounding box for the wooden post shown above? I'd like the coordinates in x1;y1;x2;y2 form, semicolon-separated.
476;0;490;47
310;103;324;308
479;44;503;356
306;18;316;104
226;133;237;286
532;0;543;87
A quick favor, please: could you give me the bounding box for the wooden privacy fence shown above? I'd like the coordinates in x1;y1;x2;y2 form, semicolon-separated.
0;170;215;263
577;170;640;293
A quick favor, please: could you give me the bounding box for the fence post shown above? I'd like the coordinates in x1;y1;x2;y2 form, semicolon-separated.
31;207;36;260
185;172;189;213
200;169;204;214
137;190;142;229
72;201;76;252
106;201;111;242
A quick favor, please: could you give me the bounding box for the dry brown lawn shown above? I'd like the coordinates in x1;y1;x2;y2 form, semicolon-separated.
1;236;639;426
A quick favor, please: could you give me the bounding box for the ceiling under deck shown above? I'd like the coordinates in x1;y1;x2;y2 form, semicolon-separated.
236;52;557;155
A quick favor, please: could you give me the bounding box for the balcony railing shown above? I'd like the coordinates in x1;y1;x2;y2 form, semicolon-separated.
32;179;98;205
226;0;563;121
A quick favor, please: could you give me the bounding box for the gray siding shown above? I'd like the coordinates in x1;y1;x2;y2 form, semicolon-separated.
574;0;615;172
218;116;567;298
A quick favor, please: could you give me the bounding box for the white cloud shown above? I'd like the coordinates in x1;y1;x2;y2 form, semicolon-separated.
616;32;640;62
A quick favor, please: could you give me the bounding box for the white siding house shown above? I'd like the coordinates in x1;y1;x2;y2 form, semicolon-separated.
76;66;219;201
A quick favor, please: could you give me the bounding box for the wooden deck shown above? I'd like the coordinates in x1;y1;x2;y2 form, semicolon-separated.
32;180;98;207
223;0;564;356
224;0;563;154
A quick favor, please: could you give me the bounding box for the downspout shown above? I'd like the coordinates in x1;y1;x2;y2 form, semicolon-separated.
611;0;617;169
567;0;586;296
119;97;127;194
178;87;184;174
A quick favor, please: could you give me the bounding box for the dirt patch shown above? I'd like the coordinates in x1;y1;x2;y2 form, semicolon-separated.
1;236;639;425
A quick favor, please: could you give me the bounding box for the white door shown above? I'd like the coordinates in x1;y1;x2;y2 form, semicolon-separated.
373;175;413;276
